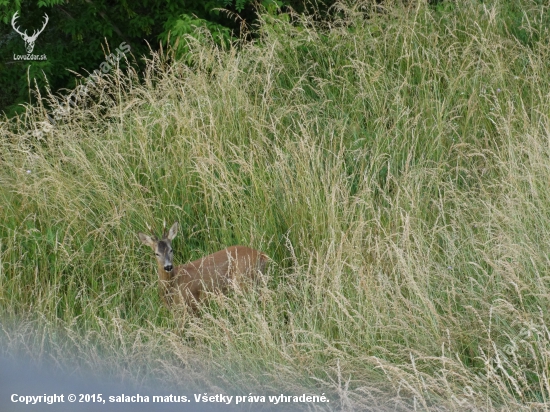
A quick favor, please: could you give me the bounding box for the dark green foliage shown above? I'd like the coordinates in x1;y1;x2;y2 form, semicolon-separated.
0;0;339;117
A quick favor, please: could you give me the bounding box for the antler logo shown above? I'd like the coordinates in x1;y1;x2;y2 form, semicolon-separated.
11;11;49;54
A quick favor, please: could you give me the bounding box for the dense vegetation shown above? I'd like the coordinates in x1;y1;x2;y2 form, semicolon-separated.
0;0;318;117
1;0;550;410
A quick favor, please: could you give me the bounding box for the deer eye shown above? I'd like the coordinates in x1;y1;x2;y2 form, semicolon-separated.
155;253;160;256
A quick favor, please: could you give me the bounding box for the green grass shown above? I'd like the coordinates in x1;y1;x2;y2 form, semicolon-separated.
1;0;550;409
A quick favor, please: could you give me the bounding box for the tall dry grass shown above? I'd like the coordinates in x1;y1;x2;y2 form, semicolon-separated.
1;0;550;410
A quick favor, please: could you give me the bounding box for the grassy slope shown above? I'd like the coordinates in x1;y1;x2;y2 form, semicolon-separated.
1;0;550;410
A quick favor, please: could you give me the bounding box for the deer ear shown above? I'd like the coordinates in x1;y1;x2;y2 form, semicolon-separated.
167;222;178;240
138;233;156;248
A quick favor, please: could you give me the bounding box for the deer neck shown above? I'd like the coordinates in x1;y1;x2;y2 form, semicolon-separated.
157;262;172;282
157;262;173;306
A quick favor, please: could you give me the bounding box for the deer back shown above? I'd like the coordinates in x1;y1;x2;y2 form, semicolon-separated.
170;246;268;309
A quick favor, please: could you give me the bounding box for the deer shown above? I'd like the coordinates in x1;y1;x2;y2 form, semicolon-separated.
138;222;268;312
11;11;49;54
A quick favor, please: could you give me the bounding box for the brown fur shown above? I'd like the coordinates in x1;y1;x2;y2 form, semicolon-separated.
139;222;268;311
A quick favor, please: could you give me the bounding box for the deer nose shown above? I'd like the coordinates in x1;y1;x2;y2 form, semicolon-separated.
164;264;173;272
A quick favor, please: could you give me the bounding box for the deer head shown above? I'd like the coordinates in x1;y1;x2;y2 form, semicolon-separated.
11;11;49;54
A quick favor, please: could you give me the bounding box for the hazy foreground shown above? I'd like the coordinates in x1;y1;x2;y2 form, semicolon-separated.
1;1;550;410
